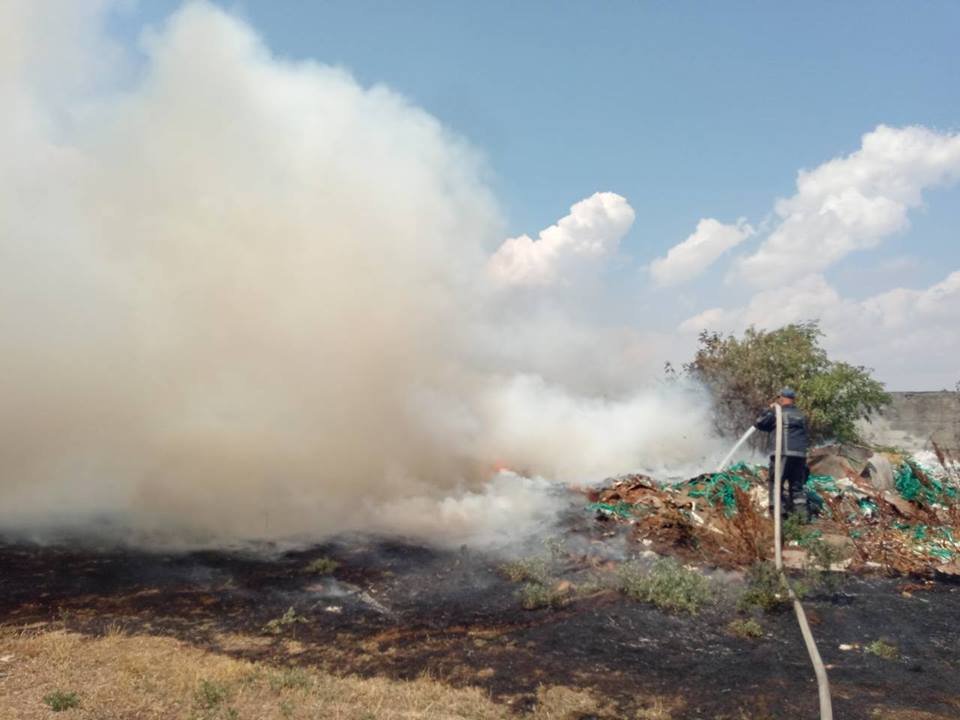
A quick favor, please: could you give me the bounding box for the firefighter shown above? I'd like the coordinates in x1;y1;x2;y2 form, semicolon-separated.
755;388;810;520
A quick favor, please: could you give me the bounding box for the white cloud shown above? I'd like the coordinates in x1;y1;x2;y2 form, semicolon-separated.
735;125;960;286
650;217;753;286
488;192;635;286
862;270;960;330
678;307;730;334
679;270;960;388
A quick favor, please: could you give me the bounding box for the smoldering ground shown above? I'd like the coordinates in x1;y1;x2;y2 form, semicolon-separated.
0;1;724;548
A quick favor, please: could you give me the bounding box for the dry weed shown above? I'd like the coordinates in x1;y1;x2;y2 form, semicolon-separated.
0;628;671;719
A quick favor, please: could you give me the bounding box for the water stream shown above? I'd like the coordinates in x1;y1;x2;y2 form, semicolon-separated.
715;426;756;472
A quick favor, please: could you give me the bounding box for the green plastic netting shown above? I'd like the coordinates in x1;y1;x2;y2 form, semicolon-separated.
687;462;759;516
894;461;958;506
804;474;838;515
586;502;635;519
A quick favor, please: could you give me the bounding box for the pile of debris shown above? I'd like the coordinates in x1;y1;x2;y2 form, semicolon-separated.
586;445;960;578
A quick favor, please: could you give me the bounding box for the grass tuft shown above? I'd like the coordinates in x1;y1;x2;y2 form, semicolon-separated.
865;640;899;660
727;618;764;639
519;582;569;610
499;556;550;584
262;607;309;636
304;556;339;575
617;558;713;614
42;690;80;712
737;562;792;612
195;679;229;709
268;667;312;692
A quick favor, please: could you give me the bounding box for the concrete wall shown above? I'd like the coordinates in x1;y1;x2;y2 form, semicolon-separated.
860;391;960;455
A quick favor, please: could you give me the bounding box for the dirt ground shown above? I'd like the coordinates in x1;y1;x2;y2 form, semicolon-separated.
2;528;959;720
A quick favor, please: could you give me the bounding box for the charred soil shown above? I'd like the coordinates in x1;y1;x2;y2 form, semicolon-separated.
2;528;959;719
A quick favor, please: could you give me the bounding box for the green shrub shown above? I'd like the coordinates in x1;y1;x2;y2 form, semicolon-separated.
500;556;550;584
268;667;311;692
782;513;812;544
796;537;844;596
727;618;764;639
519;582;568;610
738;562;791;612
681;322;889;443
262;607;309;636
195;679;229;709
865;640;898;660
303;556;339;575
42;690;80;712
806;537;842;570
618;558;713;614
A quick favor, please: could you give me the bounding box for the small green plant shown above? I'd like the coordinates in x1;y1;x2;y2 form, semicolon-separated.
618;558;713;614
500;556;550;584
262;607;309;636
801;536;844;595
543;536;567;560
224;709;239;720
42;690;80;712
727;618;764;639
195;679;229;709
303;556;339;575
519;582;569;610
268;667;311;692
806;537;842;570
865;640;899;660
782;513;812;543
195;684;226;712
279;699;295;718
738;562;791;612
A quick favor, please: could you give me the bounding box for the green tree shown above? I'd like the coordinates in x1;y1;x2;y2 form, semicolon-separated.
684;321;890;444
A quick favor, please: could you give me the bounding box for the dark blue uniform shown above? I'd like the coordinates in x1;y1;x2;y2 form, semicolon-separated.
755;405;810;519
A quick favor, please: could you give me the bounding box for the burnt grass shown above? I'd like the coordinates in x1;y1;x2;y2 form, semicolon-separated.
2;530;959;720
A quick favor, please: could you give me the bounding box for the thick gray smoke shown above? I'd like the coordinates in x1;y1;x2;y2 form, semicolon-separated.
0;2;722;547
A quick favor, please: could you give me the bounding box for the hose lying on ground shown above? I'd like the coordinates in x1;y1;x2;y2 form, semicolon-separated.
774;403;833;720
719;408;833;720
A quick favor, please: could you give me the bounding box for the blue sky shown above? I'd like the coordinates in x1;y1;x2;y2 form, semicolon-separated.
114;2;960;254
102;1;960;388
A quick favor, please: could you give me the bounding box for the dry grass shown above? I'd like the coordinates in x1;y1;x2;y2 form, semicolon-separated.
0;627;653;719
869;710;960;720
713;487;773;564
634;697;685;719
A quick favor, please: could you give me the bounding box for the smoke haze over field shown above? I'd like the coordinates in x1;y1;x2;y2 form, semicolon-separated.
0;1;722;547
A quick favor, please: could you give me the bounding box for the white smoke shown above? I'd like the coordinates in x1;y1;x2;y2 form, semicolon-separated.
0;1;722;548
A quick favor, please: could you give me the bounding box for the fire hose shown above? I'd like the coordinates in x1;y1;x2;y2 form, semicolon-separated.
774;403;833;720
720;406;833;719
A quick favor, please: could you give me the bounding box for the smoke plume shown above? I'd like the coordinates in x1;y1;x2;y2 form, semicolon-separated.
0;1;721;547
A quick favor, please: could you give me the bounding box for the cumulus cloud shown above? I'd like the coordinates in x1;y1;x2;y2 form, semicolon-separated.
679;271;960;388
852;271;960;387
488;192;635;286
863;270;960;329
678;307;729;335
650;218;753;286
735;125;960;286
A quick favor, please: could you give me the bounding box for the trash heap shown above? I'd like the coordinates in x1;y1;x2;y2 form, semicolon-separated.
586;446;960;577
